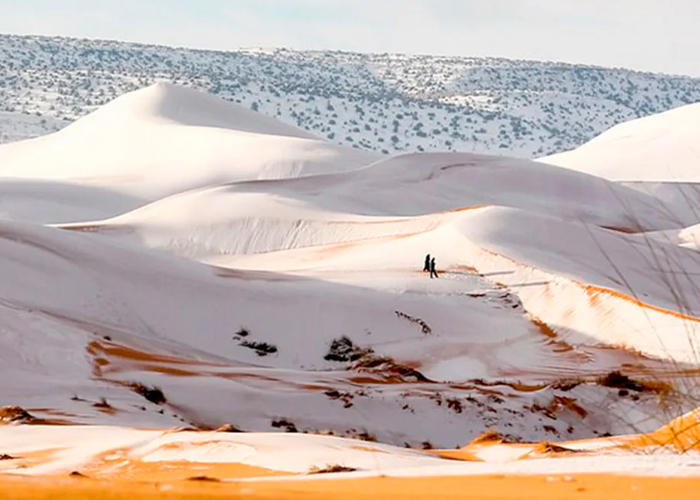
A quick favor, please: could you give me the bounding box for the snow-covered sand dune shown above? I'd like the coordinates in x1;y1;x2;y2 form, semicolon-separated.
540;102;700;183
57;151;682;260
0;83;377;222
540;103;700;227
2;85;700;462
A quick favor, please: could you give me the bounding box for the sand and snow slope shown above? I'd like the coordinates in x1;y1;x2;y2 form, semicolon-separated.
2;85;700;452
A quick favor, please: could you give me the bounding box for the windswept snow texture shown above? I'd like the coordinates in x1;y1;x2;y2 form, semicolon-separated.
2;85;700;450
3;34;700;158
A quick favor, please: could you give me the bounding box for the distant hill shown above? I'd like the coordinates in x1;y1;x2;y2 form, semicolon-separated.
1;33;700;157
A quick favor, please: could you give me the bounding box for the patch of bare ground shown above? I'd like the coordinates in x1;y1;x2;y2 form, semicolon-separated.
187;476;221;482
526;442;582;457
528;396;589;421
469;430;523;446
350;355;432;383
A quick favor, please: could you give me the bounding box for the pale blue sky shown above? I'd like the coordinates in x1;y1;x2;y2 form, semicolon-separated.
2;0;700;76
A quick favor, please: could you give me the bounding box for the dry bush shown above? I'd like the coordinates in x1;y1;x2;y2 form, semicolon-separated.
308;464;358;474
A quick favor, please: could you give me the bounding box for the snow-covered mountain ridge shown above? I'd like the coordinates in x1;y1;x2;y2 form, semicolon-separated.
2;33;700;156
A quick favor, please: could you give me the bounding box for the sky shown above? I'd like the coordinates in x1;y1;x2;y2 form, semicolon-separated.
2;0;700;76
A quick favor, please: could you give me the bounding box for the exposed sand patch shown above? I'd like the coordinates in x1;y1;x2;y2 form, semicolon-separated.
3;474;700;500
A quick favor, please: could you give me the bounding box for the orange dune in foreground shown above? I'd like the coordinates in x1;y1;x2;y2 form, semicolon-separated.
3;474;700;500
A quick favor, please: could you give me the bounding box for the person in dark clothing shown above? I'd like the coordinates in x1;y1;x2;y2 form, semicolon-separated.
423;254;431;272
430;257;439;279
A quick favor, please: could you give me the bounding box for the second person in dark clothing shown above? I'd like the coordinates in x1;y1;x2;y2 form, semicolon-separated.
430;257;439;279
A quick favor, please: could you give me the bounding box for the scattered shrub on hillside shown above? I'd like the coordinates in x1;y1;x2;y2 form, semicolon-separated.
271;418;298;433
92;398;113;411
394;311;432;335
597;371;646;392
445;398;464;414
308;464;358;474
0;406;35;424
240;340;278;356
215;423;244;433
234;327;249;338
129;383;166;405
324;389;354;408
356;431;378;442
550;380;581;391
306;429;336;437
325;337;432;382
324;336;373;362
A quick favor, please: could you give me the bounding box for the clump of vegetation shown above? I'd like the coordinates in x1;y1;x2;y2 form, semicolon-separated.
240;340;278;356
129;383;166;405
324;389;354;408
231;327;278;356
308;464;358;474
92;398;113;410
394;311;432;335
356;431;378;442
550;380;581;391
324;336;373;362
271;418;298;433
234;328;249;338
325;337;432;383
445;398;464;414
596;371;666;393
215;423;243;433
0;406;35;425
0;454;16;460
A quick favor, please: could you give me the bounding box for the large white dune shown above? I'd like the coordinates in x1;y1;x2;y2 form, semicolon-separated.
0;83;377;222
58;151;685;261
540;102;700;183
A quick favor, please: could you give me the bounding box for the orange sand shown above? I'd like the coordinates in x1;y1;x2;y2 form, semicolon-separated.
3;473;700;500
581;283;700;324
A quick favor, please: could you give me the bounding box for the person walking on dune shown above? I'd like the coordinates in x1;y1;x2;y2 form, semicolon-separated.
423;254;431;273
430;257;439;279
